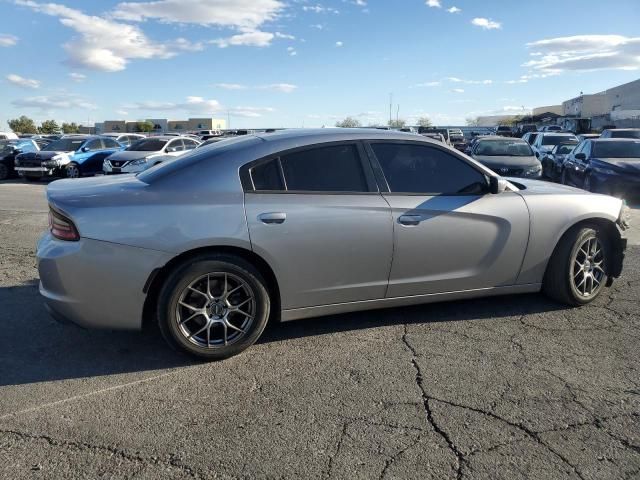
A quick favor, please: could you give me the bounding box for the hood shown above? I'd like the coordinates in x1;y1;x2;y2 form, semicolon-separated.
47;175;147;212
508;177;586;195
106;150;157;162
473;155;539;169
16;151;64;161
593;158;640;174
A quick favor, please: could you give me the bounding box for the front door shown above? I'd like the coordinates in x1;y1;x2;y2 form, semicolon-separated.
366;141;530;297
244;142;394;310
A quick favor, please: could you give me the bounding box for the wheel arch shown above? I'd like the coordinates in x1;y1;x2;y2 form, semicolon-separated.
142;245;281;329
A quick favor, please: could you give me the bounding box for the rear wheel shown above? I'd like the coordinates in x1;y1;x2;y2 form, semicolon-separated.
543;225;609;306
157;254;271;360
66;163;80;179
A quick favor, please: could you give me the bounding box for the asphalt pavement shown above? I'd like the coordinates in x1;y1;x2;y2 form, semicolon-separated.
0;180;639;479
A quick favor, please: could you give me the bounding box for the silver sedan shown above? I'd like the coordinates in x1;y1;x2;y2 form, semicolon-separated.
37;129;629;359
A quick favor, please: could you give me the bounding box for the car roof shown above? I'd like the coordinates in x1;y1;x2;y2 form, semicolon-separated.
590;138;640;142
252;128;423;143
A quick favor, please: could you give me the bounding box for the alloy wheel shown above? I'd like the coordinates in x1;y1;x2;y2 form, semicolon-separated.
66;165;80;178
571;236;605;298
175;272;256;348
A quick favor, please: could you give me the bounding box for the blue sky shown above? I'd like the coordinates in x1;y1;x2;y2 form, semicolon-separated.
1;0;639;128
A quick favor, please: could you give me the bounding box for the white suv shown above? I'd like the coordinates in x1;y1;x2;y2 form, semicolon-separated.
531;132;578;159
103;136;201;174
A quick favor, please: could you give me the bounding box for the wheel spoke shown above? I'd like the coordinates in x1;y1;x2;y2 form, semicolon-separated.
206;323;211;347
224;284;244;299
179;301;200;312
235;309;254;319
179;312;200;325
225;321;246;334
223;322;228;346
230;297;252;310
207;274;212;298
188;286;208;299
188;323;209;339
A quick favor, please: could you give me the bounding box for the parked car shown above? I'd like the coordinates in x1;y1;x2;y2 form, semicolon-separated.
37;129;628;359
470;136;542;178
15;135;123;180
422;133;445;143
577;134;600;142
520;124;538;134
103;136;201;174
540;125;563;132
0;131;19;140
532;132;578;160
0;139;39;180
495;125;513;137
560;138;640;196
540;142;578;181
600;128;640;139
522;132;540;146
418;127;450;145
101;133;145;147
448;128;466;151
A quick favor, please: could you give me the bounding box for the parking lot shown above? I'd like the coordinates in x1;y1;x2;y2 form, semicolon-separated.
0;180;638;479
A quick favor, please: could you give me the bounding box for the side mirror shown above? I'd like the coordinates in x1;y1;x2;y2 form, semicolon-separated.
489;176;508;194
81;146;89;152
575;153;586;160
13;148;23;154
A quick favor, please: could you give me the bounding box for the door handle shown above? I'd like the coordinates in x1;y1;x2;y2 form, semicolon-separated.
399;215;421;226
258;212;286;224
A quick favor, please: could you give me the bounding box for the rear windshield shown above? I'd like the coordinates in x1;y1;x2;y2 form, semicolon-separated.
127;138;167;151
41;138;85;152
475;140;533;157
610;130;640;139
594;141;640;158
542;135;577;146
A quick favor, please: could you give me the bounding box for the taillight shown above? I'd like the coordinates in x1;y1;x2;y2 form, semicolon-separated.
49;207;80;241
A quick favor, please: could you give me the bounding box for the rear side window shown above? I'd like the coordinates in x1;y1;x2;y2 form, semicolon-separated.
371;143;487;195
103;138;120;148
251;160;284;190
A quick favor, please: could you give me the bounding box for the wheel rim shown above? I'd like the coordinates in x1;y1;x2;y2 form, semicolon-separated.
175;272;256;348
67;165;79;178
571;236;605;298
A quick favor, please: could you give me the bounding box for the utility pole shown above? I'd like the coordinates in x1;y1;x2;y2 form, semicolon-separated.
227;110;231;129
396;104;400;124
389;93;393;125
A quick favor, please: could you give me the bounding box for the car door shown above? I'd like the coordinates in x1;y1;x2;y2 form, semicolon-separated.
563;141;585;185
244;142;394;310
365;141;530;297
571;140;592;186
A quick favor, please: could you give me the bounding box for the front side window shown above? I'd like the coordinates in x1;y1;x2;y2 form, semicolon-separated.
127;138;167;151
103;138;120;148
42;138;85;152
167;139;185;151
371;143;486;195
84;139;103;151
610;130;640;139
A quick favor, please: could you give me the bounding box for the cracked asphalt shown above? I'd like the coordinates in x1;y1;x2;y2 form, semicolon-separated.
1;180;639;479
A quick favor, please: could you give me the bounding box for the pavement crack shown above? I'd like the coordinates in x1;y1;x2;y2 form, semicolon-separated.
402;324;464;479
325;421;349;479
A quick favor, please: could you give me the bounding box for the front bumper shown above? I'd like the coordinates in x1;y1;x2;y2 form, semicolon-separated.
15;166;58;177
103;161;147;174
37;233;172;330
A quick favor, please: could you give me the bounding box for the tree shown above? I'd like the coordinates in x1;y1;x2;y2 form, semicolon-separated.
137;120;154;133
465;117;480;127
39;120;60;134
388;119;407;129
62;122;80;134
7;115;37;134
335;116;361;128
416;116;432;128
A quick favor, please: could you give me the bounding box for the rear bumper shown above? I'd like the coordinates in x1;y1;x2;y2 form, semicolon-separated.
37;233;173;330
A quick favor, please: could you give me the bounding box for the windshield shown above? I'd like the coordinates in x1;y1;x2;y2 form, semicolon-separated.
126;138;167;151
42;138;85;152
475;140;533;157
610;130;640;139
594;141;640;158
542;135;577;146
556;144;577;154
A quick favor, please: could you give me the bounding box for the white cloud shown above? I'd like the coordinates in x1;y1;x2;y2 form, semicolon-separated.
353;0;367;6
310;24;324;30
0;33;18;47
259;83;298;93
116;109;129;116
426;0;441;7
335;41;343;47
451;88;465;93
287;46;297;56
6;73;40;89
471;17;501;30
12;94;96;111
447;6;461;13
113;0;284;30
213;30;274;48
524;35;640;73
275;32;295;40
69;72;86;82
414;81;441;87
230;106;275;117
15;0;191;72
303;5;339;14
446;77;492;85
214;83;248;90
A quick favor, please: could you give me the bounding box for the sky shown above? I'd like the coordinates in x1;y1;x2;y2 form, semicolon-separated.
1;0;639;129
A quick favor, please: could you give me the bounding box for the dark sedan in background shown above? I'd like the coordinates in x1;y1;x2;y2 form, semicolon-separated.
470;136;542;178
0;138;39;180
561;138;640;197
541;141;579;181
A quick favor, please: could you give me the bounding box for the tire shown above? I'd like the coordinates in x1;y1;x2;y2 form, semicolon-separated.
157;254;271;360
0;164;8;181
543;225;609;306
66;163;81;179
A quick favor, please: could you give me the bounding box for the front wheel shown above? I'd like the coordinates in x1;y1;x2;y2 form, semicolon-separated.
66;163;81;179
543;225;609;306
157;254;271;360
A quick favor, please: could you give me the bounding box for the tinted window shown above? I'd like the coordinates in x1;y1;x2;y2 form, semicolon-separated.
594;141;640;158
542;135;577;146
103;138;120;148
251;159;284;190
610;130;640;139
42;138;86;152
279;144;368;192
85;139;103;151
527;133;539;145
372;143;486;194
475;140;532;157
556;144;577;154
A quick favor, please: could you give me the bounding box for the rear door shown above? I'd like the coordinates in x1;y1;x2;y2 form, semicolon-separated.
244;142;394;310
366;141;530;297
